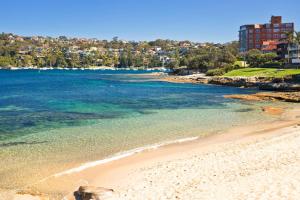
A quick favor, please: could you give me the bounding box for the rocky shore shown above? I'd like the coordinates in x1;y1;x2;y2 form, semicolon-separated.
224;92;300;103
160;74;300;103
162;74;300;91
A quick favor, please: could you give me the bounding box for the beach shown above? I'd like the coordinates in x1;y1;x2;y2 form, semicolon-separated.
64;106;300;200
11;105;298;200
1;70;300;199
1;3;300;200
104;125;300;200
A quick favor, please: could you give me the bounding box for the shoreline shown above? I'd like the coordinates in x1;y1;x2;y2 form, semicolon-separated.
65;106;300;199
11;104;300;199
159;74;300;103
0;67;168;72
160;74;300;91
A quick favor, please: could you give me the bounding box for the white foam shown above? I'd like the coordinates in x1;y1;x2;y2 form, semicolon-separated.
54;136;199;177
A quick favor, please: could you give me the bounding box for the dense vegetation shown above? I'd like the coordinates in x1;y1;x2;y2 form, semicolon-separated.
0;33;239;70
1;32;299;76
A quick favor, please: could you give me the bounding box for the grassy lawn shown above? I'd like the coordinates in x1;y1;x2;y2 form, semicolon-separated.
223;68;300;78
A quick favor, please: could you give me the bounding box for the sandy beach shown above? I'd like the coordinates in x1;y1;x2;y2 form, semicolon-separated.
10;105;299;200
102;127;300;200
93;111;300;200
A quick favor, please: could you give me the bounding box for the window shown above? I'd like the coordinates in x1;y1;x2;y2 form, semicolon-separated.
286;23;293;28
266;29;272;33
273;24;280;28
256;44;261;48
266;24;271;28
267;34;272;39
274;28;280;33
248;29;254;33
273;34;280;39
255;29;260;33
281;34;286;38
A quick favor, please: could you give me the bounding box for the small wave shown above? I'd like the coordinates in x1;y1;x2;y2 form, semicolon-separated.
54;136;199;177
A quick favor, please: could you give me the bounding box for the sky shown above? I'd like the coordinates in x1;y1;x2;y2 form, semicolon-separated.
1;0;299;43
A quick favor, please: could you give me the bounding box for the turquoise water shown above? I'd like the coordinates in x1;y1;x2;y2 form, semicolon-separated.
0;70;280;190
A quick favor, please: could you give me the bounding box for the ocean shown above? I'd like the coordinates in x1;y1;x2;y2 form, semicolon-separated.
0;69;281;192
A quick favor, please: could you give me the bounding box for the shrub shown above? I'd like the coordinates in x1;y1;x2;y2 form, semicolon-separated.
206;64;242;76
261;61;283;68
206;68;226;76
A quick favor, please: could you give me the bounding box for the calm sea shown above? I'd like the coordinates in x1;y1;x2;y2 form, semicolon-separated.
0;69;280;193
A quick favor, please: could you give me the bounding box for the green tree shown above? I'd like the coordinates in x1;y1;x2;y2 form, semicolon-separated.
119;53;127;67
179;57;189;67
0;56;13;67
246;49;277;67
149;56;162;68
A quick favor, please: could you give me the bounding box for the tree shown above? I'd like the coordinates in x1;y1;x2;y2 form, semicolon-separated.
282;31;300;65
0;56;13;67
127;50;133;67
119;53;127;67
166;59;179;69
224;41;239;57
245;49;262;67
189;56;209;72
133;55;143;68
295;32;300;63
245;49;277;67
179;57;189;67
149;56;162;68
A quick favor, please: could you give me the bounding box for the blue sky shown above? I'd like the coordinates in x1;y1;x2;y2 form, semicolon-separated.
1;0;299;43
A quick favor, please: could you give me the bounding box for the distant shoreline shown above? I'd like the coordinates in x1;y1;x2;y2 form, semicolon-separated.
0;66;169;71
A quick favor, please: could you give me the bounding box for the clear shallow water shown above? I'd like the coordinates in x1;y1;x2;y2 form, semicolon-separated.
0;70;281;190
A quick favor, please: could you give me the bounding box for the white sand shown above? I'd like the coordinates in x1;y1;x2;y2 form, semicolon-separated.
9;108;300;200
104;125;300;200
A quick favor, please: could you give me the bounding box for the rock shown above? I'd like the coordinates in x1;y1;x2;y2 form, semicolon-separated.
259;83;300;91
223;94;263;101
161;74;300;92
207;76;269;88
161;74;210;84
224;92;300;103
74;186;114;200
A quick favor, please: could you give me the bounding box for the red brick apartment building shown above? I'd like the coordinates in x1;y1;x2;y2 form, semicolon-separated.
239;16;294;52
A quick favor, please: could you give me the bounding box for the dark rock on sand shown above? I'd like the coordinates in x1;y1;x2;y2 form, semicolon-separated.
74;186;114;200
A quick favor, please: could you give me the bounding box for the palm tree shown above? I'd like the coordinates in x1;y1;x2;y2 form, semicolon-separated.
285;31;295;65
295;32;300;42
295;32;300;62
